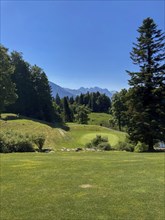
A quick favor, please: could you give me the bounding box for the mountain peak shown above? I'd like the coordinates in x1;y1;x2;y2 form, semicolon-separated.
49;81;116;98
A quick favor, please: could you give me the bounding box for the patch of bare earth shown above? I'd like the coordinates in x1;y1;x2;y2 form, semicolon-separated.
79;184;93;189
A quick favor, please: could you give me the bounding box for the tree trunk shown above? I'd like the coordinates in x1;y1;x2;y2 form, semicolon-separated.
148;138;155;152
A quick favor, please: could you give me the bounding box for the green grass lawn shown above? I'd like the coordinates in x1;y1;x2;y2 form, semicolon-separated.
1;152;164;220
0;114;126;150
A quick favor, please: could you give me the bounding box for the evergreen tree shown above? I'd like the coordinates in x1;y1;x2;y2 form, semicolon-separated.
97;93;111;113
62;97;73;122
69;96;74;105
55;93;61;106
126;17;165;151
0;45;17;116
79;93;84;105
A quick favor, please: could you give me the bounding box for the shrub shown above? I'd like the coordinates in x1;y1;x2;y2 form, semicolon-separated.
0;130;47;153
15;140;34;152
91;135;108;147
32;134;45;151
85;135;111;151
134;142;148;153
115;141;134;152
98;142;111;151
85;142;92;148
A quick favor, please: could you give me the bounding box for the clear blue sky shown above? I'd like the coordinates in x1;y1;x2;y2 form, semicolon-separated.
1;0;164;91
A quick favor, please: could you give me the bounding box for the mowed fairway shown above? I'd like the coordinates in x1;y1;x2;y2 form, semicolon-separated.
1;152;164;220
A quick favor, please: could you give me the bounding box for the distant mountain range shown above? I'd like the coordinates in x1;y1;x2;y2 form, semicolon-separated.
49;81;116;99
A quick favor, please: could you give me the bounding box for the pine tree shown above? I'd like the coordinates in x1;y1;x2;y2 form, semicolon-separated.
62;97;73;122
126;17;165;151
55;93;61;106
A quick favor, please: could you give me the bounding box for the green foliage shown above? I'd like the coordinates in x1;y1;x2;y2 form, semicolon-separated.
4;51;55;122
62;97;74;122
32;134;46;151
75;105;90;124
134;142;148;153
69;92;111;113
115;141;134;152
126;17;165;151
0;129;46;153
111;89;128;131
0;45;17;115
97;142;111;151
0;130;34;153
85;135;111;151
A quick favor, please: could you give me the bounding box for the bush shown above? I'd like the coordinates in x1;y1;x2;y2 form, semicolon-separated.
33;134;45;151
134;142;148;152
115;141;134;152
91;135;108;147
15;140;34;152
98;142;111;151
85;135;111;151
0;130;46;153
85;142;92;148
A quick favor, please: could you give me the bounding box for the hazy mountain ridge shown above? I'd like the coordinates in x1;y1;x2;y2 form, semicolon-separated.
49;81;116;98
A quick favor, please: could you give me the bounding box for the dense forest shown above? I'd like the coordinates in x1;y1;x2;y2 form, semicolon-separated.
0;17;165;151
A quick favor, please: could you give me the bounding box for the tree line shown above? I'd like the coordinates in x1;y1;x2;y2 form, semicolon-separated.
0;47;55;122
0;45;111;124
53;92;111;124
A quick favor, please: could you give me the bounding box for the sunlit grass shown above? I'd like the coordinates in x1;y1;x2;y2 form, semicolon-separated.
0;114;126;150
1;152;164;220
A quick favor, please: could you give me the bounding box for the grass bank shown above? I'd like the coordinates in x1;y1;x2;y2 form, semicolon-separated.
0;114;126;150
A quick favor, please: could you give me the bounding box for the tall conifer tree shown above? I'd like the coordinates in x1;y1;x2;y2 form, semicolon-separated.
127;18;165;151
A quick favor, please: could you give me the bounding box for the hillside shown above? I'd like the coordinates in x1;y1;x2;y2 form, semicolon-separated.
0;114;126;150
88;112;113;127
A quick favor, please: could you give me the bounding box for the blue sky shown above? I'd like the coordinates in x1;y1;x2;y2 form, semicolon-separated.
1;0;164;91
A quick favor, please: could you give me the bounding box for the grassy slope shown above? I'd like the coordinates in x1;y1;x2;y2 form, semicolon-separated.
88;112;112;127
0;114;126;149
1;152;164;220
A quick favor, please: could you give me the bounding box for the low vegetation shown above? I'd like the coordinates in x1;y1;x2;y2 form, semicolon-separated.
0;129;46;153
85;135;111;151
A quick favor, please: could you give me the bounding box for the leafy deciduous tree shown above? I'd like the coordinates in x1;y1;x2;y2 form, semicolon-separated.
0;45;17;116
